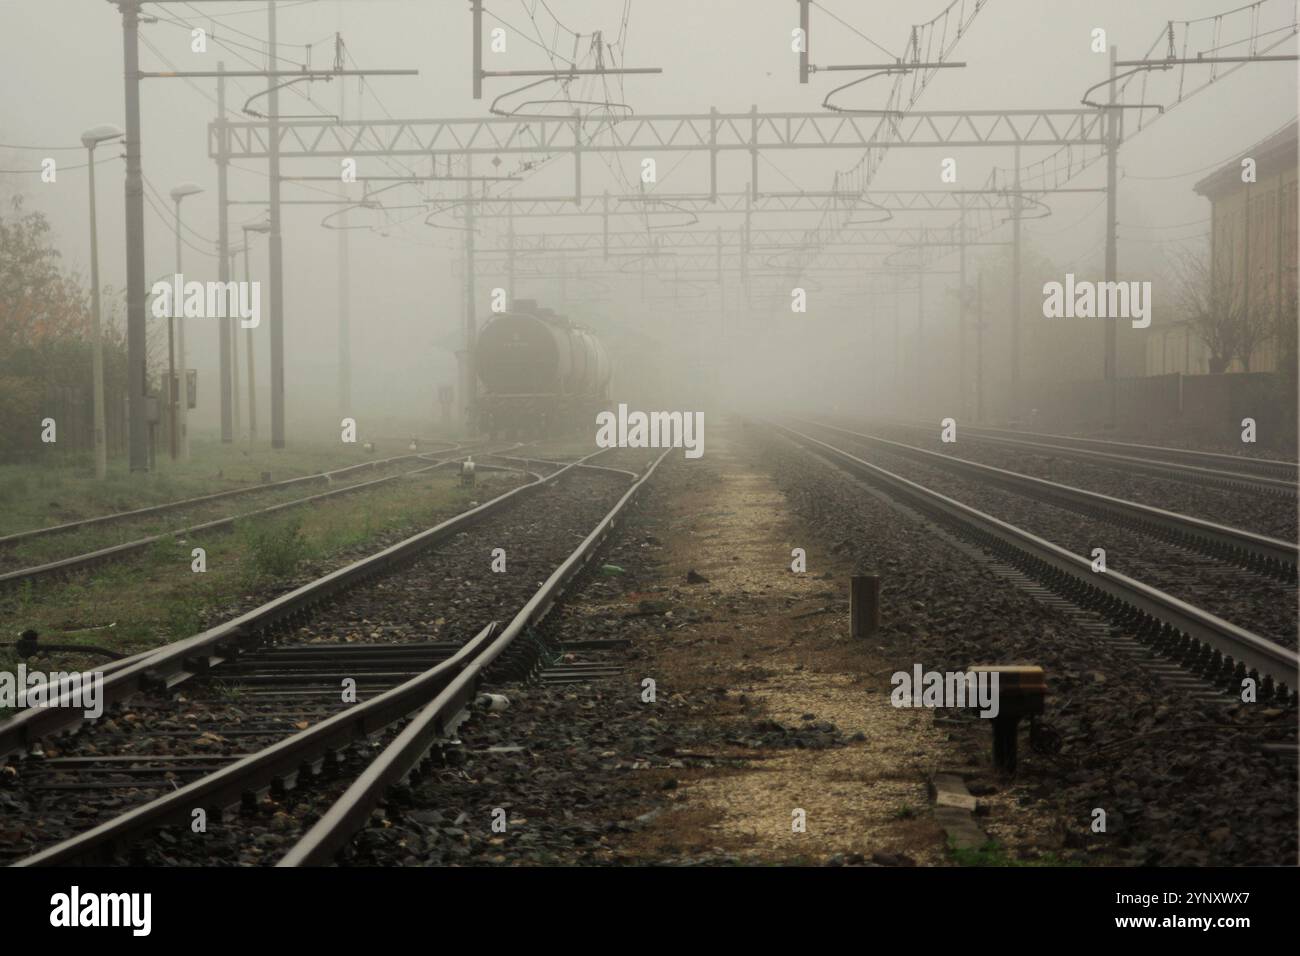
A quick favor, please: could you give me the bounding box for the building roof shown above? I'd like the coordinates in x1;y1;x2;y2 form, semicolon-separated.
1193;118;1298;199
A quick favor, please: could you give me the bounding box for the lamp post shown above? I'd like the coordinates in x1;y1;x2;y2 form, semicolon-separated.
241;219;271;442
227;243;244;438
81;124;123;479
168;182;203;461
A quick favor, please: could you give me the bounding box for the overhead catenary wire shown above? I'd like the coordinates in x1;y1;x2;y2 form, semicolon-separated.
810;0;898;60
0;153;121;175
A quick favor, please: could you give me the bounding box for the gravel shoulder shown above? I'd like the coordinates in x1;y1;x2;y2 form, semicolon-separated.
357;424;1031;866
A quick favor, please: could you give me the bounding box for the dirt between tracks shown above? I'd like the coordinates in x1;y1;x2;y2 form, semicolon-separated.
583;428;955;865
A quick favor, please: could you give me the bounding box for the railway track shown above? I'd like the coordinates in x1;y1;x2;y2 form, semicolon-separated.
797;420;1297;581
874;417;1297;496
795;420;1297;648
3;447;664;867
0;448;451;550
772;422;1299;702
0;444;502;590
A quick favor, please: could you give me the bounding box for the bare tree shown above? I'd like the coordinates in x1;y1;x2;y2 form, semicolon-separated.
1167;240;1243;375
1269;280;1298;379
1236;296;1273;371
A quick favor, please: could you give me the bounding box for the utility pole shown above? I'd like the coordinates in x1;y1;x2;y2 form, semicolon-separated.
976;270;985;423
338;74;352;423
268;1;286;449
507;201;516;301
117;3;415;454
242;222;268;440
471;0;483;99
798;0;811;84
743;182;752;313
916;264;924;408
82;125;121;480
957;209;967;416
117;0;149;472
892;275;900;412
1104;44;1120;424
216;62;233;443
170;183;204;462
463;175;478;432
1011;142;1022;423
229;245;241;438
600;190;609;261
717;225;726;395
246;237;259;442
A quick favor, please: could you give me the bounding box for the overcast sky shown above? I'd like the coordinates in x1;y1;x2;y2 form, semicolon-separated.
2;1;1296;432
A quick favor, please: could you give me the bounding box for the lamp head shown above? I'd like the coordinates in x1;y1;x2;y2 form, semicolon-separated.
169;182;204;203
80;124;124;149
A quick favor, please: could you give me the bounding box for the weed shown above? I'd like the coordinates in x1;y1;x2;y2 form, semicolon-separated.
240;515;310;581
949;839;1080;867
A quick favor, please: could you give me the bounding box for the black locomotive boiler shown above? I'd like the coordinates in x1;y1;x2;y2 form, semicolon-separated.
474;299;612;438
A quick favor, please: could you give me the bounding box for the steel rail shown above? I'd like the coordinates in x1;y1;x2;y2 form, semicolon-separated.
0;449;589;761
10;448;648;866
797;420;1298;578
484;453;642;481
773;423;1299;692
873;418;1296;495
925;421;1298;482
279;448;670;866
0;450;487;591
11;621;501;866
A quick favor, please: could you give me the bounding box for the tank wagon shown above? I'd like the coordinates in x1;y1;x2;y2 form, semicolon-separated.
474;299;612;438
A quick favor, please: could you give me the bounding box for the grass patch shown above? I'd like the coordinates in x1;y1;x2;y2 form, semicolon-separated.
0;437;422;537
0;471;518;662
239;515;310;582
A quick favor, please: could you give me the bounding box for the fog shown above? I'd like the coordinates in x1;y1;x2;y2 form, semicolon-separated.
2;0;1296;442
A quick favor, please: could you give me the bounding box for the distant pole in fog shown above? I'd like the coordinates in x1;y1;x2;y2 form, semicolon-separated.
1104;44;1120;426
463;173;478;432
216;61;233;443
892;275;900;414
507;201;516;301
228;246;241;438
267;0;286;449
916;266;924;409
957;209;967;417
242;221;270;441
244;241;257;440
170;182;203;462
976;270;985;424
81;124;123;480
338;72;352;423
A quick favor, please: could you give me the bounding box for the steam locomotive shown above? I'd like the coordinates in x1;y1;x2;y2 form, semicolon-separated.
474;299;612;438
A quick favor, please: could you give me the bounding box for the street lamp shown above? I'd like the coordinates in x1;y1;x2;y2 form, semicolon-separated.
241;219;271;442
81;124;123;479
169;181;203;461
